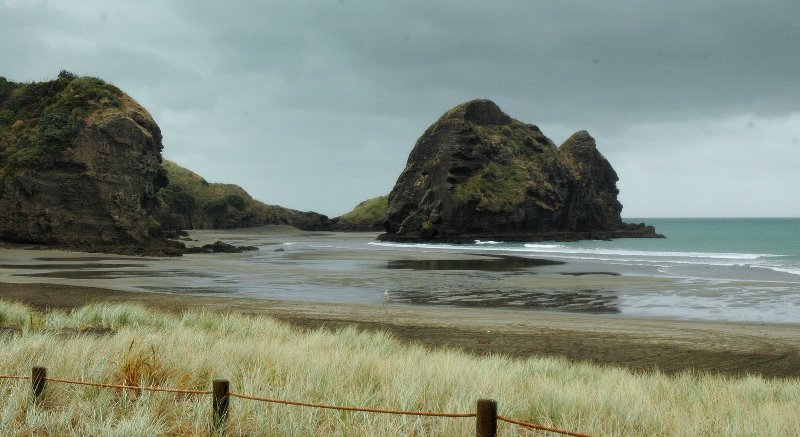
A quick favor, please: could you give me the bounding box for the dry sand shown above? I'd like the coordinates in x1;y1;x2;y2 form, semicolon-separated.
2;281;799;378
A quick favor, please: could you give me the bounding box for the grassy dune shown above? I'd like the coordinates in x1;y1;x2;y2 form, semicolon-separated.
1;300;799;436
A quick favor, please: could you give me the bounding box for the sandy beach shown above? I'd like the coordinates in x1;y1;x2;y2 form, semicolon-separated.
2;280;800;378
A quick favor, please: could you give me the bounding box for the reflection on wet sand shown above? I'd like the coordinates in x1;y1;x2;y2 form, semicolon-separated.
141;286;235;295
0;263;144;270
386;256;563;271
35;257;160;262
16;270;155;279
561;272;621;277
16;269;210;280
392;287;619;313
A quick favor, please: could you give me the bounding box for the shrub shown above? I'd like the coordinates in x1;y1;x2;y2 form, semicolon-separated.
0;110;13;125
58;70;77;80
203;198;228;214
38;111;76;153
0;77;16;102
225;194;246;210
161;185;198;216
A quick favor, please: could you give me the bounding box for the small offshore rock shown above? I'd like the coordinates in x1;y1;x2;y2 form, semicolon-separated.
184;240;259;254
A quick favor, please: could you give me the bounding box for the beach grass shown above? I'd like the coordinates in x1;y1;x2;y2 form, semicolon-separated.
1;300;799;436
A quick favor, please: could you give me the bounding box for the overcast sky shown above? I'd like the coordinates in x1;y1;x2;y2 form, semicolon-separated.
2;0;798;217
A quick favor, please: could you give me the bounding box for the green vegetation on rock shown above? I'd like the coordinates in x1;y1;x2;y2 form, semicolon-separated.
453;162;530;212
334;195;388;231
0;71;123;174
450;123;561;213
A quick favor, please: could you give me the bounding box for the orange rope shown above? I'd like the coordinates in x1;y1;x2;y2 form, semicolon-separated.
229;392;476;418
497;415;593;437
1;373;591;436
44;377;211;395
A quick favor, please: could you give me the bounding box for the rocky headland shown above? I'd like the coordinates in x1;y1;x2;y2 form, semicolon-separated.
0;71;183;255
379;99;661;242
0;72;335;255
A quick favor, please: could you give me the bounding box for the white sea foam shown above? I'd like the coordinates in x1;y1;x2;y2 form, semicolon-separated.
522;244;563;249
521;244;775;260
369;242;470;250
370;241;776;260
751;263;800;277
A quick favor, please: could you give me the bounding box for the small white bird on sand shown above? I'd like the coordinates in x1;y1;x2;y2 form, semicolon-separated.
383;290;390;304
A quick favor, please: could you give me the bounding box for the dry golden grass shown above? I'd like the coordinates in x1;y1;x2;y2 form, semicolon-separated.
1;300;799;436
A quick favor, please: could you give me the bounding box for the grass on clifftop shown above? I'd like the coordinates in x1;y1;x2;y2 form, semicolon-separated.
1;300;799;436
335;195;388;230
0;71;123;174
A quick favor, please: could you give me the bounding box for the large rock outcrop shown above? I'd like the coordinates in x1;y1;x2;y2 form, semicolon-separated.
0;72;179;254
380;99;660;242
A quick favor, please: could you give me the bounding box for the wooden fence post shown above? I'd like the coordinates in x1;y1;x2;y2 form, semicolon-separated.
212;379;230;430
31;367;46;401
476;398;497;437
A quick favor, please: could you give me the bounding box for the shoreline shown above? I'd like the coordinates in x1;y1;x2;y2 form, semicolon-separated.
3;281;800;378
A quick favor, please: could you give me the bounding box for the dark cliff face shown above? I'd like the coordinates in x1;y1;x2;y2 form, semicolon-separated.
381;99;660;242
558;130;623;232
0;73;177;254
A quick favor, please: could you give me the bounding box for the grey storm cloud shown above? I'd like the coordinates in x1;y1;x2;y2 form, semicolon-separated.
1;0;799;217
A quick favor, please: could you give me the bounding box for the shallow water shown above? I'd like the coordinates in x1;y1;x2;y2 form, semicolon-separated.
0;221;798;324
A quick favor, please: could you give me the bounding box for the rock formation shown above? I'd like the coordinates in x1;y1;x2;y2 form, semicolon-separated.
380;99;660;242
0;72;180;255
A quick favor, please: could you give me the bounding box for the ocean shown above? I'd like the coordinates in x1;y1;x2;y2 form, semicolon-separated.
374;218;800;282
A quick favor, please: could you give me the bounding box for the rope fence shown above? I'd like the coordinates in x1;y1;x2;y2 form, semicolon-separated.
0;374;30;380
227;391;477;417
0;367;593;437
497;415;593;437
44;376;212;395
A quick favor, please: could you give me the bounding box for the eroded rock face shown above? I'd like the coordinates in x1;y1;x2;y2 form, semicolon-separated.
381;99;660;242
558;130;623;232
0;76;176;254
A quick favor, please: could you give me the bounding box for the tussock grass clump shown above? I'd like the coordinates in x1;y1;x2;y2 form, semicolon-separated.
0;300;799;436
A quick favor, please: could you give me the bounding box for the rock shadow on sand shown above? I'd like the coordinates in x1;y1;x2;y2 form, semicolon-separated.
386;255;563;271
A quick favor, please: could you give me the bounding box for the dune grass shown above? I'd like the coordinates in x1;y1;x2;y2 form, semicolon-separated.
0;300;799;436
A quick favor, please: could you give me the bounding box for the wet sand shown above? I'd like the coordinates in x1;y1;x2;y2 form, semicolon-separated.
2;281;800;378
